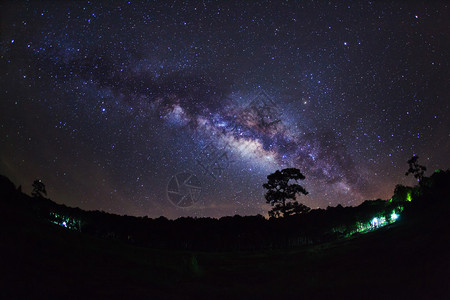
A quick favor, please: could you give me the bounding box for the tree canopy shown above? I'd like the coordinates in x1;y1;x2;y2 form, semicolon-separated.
405;156;427;183
32;179;47;198
263;168;309;218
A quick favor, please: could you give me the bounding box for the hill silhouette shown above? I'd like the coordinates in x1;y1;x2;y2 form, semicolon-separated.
1;170;449;298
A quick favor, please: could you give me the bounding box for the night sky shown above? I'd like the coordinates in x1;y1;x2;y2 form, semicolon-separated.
1;1;449;218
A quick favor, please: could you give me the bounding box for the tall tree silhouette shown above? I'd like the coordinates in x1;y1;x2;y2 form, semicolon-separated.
405;156;427;183
263;168;309;218
32;179;47;198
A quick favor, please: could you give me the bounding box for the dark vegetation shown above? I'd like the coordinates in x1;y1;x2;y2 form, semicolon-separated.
263;168;310;218
1;162;449;298
0;174;415;251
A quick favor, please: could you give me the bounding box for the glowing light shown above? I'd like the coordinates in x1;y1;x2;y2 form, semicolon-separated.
371;217;378;227
406;192;412;202
49;212;81;231
391;211;399;221
351;210;401;237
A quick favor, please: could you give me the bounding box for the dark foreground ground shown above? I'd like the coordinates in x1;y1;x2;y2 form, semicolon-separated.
1;197;449;300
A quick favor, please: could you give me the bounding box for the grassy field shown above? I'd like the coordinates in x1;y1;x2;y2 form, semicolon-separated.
1;197;449;299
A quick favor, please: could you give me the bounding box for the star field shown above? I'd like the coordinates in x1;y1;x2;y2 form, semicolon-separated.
1;1;449;218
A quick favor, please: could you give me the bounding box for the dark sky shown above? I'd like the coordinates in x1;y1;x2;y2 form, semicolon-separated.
1;1;449;218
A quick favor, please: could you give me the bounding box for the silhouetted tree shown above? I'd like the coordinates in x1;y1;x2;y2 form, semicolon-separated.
32;179;47;198
263;168;309;218
405;156;427;182
269;201;311;218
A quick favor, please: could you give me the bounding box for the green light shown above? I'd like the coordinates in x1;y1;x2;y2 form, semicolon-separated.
48;211;81;231
406;192;412;202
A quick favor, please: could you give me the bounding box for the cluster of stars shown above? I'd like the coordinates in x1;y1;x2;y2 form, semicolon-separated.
0;1;449;218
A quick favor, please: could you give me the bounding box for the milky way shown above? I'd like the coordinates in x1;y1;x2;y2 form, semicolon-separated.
1;1;449;218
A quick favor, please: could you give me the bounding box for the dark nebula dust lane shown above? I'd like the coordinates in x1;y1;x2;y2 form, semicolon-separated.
1;1;449;218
